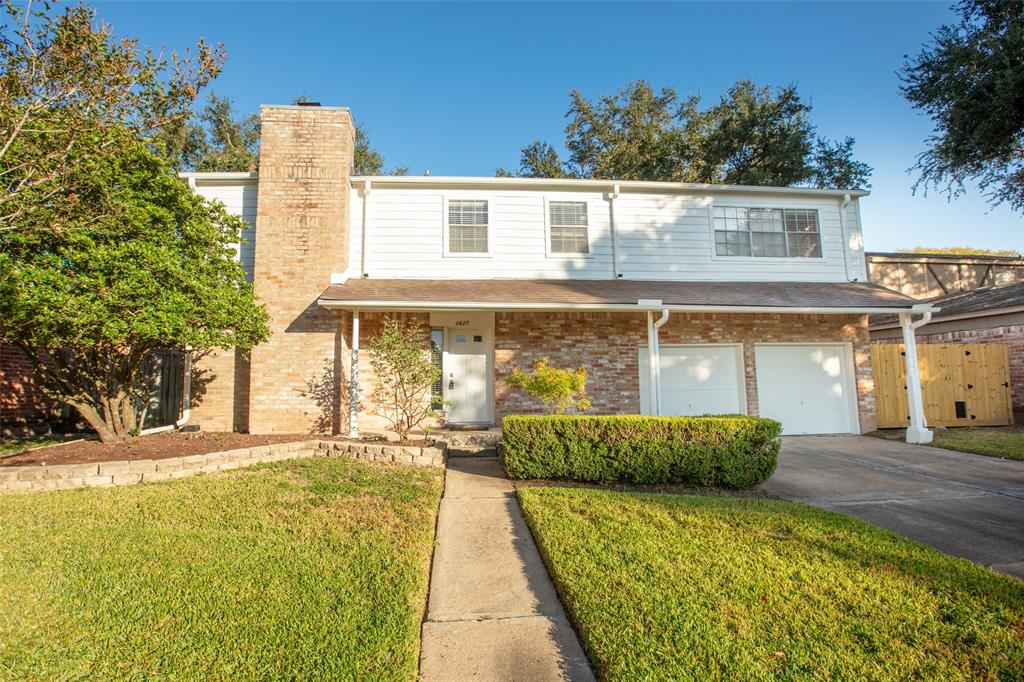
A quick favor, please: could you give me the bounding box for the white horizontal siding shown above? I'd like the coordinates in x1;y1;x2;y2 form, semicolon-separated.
191;181;258;281
353;187;863;282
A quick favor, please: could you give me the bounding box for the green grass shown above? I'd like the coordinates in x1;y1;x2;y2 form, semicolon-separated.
519;487;1024;681
0;457;443;680
0;436;64;457
931;427;1024;461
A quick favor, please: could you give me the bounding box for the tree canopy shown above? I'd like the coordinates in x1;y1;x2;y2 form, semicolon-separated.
896;246;1022;257
0;138;269;442
498;80;871;189
901;0;1024;212
0;1;222;232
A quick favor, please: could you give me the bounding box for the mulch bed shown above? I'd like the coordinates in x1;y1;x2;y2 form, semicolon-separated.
0;432;344;468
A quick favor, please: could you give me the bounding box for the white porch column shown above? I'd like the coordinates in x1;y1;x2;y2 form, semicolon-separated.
899;311;933;444
349;309;360;438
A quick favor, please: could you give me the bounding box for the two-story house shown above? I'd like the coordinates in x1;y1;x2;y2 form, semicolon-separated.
183;103;936;443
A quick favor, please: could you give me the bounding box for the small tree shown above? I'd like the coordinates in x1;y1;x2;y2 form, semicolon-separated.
0;139;270;442
506;358;591;414
366;318;441;440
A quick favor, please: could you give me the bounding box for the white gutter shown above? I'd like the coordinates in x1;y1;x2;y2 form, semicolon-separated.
609;184;622;278
870;304;1024;331
317;298;925;315
899;304;934;444
178;172;258;182
644;306;670;415
349;175;870;198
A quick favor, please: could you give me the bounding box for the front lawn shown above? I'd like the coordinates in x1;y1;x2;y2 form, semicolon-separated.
931;426;1024;461
0;457;443;680
519;487;1024;681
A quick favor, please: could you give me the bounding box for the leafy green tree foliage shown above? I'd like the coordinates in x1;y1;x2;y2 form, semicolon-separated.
503;80;872;189
155;94;260;172
0;140;270;442
366;318;441;440
901;0;1024;212
0;1;222;231
506;358;592;414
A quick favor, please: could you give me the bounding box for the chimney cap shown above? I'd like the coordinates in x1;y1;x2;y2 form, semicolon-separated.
297;100;321;107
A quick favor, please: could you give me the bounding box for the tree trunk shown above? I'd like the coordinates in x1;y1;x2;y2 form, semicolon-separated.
69;400;124;443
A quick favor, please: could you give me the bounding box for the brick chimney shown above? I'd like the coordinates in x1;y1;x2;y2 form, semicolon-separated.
247;104;355;433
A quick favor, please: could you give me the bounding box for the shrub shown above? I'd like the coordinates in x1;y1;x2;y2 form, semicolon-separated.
505;358;591;414
502;415;781;488
367;318;442;440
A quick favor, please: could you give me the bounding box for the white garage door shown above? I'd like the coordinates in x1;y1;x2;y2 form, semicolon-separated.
639;345;745;416
755;344;857;435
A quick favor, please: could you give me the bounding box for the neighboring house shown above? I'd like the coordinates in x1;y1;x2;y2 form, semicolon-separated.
871;282;1024;420
181;103;935;441
867;251;1024;299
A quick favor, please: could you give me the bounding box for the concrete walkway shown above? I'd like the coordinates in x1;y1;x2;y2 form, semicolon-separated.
763;436;1024;579
420;457;594;681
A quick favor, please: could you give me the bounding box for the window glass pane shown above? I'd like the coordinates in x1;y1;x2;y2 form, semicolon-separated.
787;232;822;258
549;201;589;253
448;200;488;253
749;208;783;232
715;230;751;256
751;231;787;257
784;208;819;232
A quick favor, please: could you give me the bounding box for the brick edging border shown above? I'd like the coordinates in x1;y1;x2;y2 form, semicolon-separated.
0;439;448;494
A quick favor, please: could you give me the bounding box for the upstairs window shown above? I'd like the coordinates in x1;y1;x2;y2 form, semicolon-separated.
549;201;589;253
713;207;822;258
448;199;489;254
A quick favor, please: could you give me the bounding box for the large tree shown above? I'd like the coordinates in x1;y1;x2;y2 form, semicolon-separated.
901;0;1024;212
0;1;222;231
499;79;872;189
0;138;270;442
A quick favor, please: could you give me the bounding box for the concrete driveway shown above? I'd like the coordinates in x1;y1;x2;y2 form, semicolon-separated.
761;436;1024;579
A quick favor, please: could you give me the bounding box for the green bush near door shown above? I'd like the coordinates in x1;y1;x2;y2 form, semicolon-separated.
502;414;781;488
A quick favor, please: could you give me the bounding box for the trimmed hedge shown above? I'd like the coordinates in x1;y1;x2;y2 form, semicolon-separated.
502;415;781;488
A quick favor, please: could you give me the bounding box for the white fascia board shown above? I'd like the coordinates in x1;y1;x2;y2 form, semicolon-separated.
350;175;870;198
872;304;1023;331
317;299;916;315
178;172;258;182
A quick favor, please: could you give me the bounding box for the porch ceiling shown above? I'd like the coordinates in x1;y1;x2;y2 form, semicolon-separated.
318;279;924;314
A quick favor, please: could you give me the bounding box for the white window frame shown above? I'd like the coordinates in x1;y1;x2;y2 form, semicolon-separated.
707;200;825;262
543;197;593;258
443;196;492;258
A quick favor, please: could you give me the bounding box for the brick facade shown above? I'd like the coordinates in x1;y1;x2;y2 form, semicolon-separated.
493;311;875;432
875;325;1024;420
246;105;355;434
188;348;251;432
0;344;57;432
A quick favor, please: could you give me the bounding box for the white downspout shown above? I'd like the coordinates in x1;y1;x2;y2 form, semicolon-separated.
360;180;371;276
899;306;933;444
349;310;360;438
175;350;192;428
644;306;670;416
839;193;852;281
609;184;622;279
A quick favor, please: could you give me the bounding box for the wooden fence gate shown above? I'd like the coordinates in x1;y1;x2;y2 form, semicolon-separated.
871;343;1013;428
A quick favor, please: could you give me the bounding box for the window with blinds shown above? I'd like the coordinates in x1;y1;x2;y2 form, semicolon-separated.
448;199;489;253
713;207;822;258
548;201;589;253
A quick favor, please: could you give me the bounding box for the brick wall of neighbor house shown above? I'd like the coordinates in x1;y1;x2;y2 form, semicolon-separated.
494;312;876;431
875;325;1024;419
0;344;56;430
246;105;355;434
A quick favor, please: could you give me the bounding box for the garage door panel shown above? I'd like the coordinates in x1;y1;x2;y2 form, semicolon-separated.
755;345;856;435
639;345;744;416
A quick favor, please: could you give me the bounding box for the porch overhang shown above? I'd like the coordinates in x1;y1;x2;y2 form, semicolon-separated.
316;279;928;316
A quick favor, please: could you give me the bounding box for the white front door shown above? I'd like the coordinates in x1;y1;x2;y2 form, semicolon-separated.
754;344;857;435
639;345;745;416
445;329;490;424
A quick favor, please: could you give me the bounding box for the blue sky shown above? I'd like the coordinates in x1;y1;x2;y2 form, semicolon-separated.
95;0;1023;253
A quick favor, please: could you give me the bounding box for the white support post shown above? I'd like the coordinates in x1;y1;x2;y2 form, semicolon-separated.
349;309;360;438
899;311;933;444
